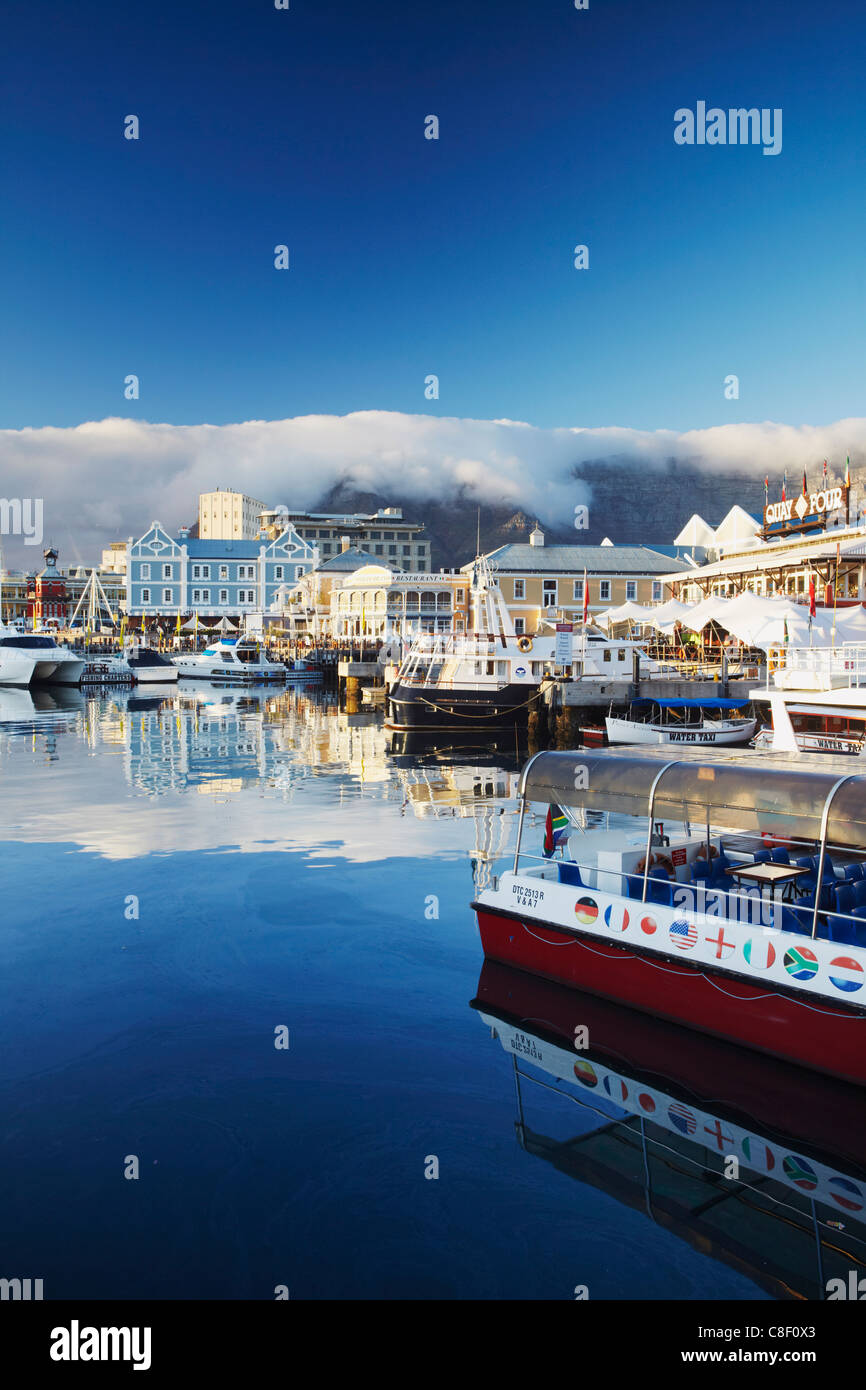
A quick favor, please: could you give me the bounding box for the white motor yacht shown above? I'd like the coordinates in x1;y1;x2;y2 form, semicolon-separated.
174;637;287;683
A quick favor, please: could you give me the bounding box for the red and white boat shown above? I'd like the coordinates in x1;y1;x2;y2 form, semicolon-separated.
472;749;866;1086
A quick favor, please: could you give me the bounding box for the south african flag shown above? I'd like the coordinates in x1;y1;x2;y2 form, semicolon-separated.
543;804;569;857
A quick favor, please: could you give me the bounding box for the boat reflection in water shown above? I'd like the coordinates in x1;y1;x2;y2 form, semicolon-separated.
472;960;866;1301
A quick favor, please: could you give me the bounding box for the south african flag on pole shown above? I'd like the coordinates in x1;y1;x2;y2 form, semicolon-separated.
543;804;569;857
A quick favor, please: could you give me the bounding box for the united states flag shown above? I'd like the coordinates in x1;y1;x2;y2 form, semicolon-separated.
669;919;697;950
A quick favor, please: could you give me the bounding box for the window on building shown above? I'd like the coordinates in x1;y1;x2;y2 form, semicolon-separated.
370;531;381;540
375;545;384;555
323;543;332;554
543;580;557;606
626;581;637;601
220;565;228;580
140;563;150;579
398;532;409;540
456;589;465;603
163;564;172;579
599;580;611;601
220;589;228;603
388;545;397;555
514;579;526;600
163;589;172;603
652;581;662;602
275;566;283;580
142;588;150;603
295;567;304;579
515;617;525;635
193;565;201;579
192;589;200;603
402;545;411;555
572;579;583;600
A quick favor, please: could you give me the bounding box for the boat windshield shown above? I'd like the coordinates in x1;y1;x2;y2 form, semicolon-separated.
0;636;57;649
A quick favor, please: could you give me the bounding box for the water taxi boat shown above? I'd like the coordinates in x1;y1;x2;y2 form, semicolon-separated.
174;637;286;683
472;960;866;1299
752;642;866;755
471;749;866;1085
606;696;758;746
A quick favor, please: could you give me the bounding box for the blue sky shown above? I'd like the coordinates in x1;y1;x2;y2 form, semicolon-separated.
2;0;865;435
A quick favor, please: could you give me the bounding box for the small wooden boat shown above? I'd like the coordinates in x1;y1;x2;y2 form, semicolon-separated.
606;697;757;746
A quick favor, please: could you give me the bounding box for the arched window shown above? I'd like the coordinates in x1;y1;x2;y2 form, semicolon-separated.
436;591;451;608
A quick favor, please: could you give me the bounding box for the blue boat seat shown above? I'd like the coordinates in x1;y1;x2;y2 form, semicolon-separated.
781;905;813;935
835;884;856;917
691;859;712;884
558;862;584;887
770;847;791;864
829;917;860;946
811;855;837;882
647;867;673;906
852;881;866;908
843;863;864;882
753;849;771;864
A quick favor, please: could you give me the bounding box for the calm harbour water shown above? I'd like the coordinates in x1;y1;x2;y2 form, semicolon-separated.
1;681;843;1300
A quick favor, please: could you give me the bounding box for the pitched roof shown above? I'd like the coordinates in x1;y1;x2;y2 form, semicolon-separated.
475;543;691;574
314;546;392;572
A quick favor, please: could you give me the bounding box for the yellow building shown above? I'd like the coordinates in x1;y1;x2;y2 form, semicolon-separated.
465;527;689;635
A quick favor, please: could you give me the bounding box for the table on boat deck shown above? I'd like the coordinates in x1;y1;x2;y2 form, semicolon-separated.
725;862;811;901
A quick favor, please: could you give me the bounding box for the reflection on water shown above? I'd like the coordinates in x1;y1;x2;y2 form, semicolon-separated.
0;681;861;1299
473;961;866;1301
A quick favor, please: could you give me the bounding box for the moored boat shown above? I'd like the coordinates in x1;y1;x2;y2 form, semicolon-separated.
388;558;671;731
174;637;287;683
606;696;757;746
472;749;866;1085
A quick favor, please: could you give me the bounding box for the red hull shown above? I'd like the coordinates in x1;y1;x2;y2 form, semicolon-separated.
476;909;866;1086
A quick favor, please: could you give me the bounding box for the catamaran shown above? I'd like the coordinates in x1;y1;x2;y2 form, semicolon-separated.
472;748;866;1085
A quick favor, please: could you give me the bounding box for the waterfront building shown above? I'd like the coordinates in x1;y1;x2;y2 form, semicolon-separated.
0;569;32;623
280;544;385;639
100;542;128;575
199;489;268;540
258;505;431;571
663;496;866;605
467;526;690;635
126;520;318;624
329;563;463;639
26;548;67;626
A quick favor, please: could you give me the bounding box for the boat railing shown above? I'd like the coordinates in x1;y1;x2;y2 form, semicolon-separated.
510;850;866;944
771;641;866;688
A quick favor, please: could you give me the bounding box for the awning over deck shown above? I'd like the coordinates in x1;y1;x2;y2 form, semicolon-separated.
631;697;749;710
519;751;866;849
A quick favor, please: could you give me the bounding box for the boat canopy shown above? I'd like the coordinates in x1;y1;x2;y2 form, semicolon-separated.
518;750;866;849
631;697;749;711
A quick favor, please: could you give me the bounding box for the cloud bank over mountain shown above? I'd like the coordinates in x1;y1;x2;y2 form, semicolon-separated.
2;412;864;566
